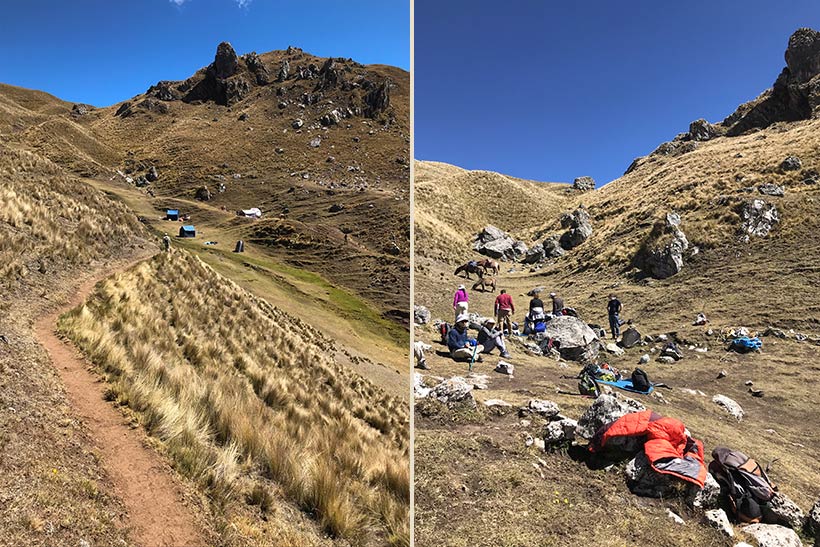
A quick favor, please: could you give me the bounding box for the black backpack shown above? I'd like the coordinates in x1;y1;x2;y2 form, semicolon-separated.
577;363;601;397
439;322;451;344
708;446;776;523
631;368;650;392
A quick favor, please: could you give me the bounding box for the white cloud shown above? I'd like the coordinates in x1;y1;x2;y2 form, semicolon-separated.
169;0;188;5
236;0;252;7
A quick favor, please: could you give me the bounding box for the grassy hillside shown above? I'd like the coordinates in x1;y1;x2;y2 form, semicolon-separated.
59;251;409;547
0;144;154;547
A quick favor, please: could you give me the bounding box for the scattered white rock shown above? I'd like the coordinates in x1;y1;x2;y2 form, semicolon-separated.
639;354;650;364
605;342;625;355
742;523;803;547
483;399;512;408
524;399;561;418
713;394;744;421
495;361;515;376
687;472;721;509
704;509;734;537
429;377;475;406
576;393;645;440
543;418;578;446
413;373;430;399
666;508;685;524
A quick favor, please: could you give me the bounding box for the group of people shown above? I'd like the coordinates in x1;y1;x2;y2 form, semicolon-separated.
444;283;623;364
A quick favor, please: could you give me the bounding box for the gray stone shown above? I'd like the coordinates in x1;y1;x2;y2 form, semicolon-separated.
146;166;159;182
523;244;546;264
525;399;560;418
689;118;723;141
429;377;476;407
473;225;526;261
573;176;596;191
605;342;625;356
620;327;642;349
414;305;430;325
575;393;645;440
624;452;679;498
740;199;779;242
195;186;211;201
542;315;601;362
767;492;805;530
309;136;322;148
639;354;650;364
292;119;304;129
413;373;430;399
541;235;565;258
713;394;744;421
759;183;785;197
686;471;722;509
781;156;803;171
642;220;689;279
495;361;515;376
658;356;676;364
559;208;593;250
806;498;820;541
704;509;735;537
543;418;578;446
212;42;239;79
741;523;803;547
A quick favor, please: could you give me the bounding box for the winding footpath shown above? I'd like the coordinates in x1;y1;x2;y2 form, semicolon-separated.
33;252;206;547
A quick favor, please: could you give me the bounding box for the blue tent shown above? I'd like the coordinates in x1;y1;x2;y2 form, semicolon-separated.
179;225;196;238
166;209;179;220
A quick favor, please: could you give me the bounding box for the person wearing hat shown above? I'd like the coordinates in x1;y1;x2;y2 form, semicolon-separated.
448;313;483;361
607;294;623;340
477;317;511;358
162;233;171;252
453;284;469;320
550;292;564;316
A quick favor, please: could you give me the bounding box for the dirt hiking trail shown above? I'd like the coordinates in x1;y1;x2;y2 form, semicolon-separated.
34;251;207;547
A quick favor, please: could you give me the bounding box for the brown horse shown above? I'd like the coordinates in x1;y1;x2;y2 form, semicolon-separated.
472;275;496;293
477;258;500;276
454;262;485;279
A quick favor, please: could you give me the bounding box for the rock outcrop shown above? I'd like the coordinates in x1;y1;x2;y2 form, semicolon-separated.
741;523;803;547
739;199;779;242
636;212;690;279
575;393;645;440
725;28;820;136
559;208;593;250
573;176;595;191
364;78;392;118
474;225;527;261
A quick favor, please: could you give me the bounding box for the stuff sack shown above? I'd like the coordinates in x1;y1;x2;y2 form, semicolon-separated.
729;336;762;353
709;446;776;523
439;322;451;344
631;368;650;392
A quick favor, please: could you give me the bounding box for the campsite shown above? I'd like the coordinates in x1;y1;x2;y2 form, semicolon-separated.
413;27;820;547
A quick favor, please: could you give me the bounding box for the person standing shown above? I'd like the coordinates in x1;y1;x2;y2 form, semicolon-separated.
453;284;469;320
550;292;564;316
494;289;515;335
162;233;171;252
608;294;623;340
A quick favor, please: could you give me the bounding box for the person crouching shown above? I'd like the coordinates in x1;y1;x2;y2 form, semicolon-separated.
477;318;511;358
447;314;483;362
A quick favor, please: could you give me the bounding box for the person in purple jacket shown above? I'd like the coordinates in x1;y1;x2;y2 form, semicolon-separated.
453;284;469;320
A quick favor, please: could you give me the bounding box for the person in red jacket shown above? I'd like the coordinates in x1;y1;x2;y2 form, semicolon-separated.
494;289;515;335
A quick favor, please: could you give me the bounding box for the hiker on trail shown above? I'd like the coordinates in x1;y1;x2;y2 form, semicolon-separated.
550;292;564;316
477;318;511;358
448;314;483;362
162;233;171;252
453;284;469;320
494;289;515;335
608;294;623;340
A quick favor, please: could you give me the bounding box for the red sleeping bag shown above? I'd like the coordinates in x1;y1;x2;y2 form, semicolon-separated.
590;410;707;488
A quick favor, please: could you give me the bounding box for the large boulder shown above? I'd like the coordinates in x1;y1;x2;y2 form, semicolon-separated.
559;208;593;250
543;418;578;447
575;393;645;440
429;377;476;407
619;327;642;349
637;212;689;279
542;315;601;362
573;176;596;191
542;235;565;258
807;498;820;542
767;492;805;530
781;156;803;171
703;509;735;537
414;305;431;325
740;199;779;242
741;523;803;547
523;244;546;264
474;225;527;261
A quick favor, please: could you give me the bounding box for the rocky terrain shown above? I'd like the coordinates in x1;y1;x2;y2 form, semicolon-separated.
414;28;820;547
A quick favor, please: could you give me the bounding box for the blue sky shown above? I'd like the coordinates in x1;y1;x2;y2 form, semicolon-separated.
0;0;409;107
414;0;820;185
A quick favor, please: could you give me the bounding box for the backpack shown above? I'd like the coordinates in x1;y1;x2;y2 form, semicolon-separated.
439;322;451;344
730;336;762;353
631;368;650;392
577;363;601;397
708;446;776;523
533;320;547;333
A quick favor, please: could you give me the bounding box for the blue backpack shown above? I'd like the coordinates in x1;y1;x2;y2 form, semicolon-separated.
731;336;762;353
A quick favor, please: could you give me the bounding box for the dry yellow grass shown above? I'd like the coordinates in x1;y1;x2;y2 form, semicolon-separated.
59;250;409;547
